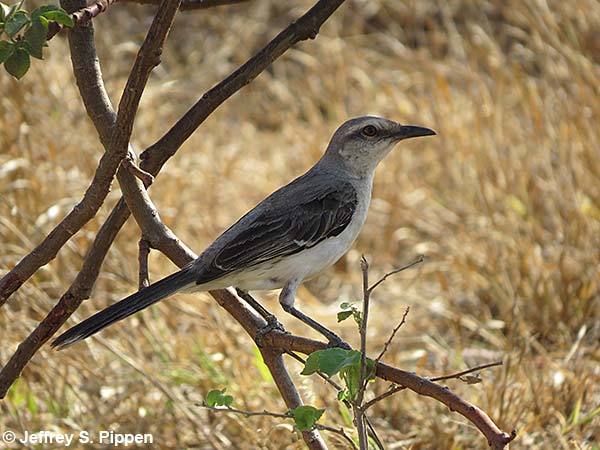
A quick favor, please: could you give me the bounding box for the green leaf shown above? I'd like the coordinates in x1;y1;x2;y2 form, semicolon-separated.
0;39;14;63
24;16;48;59
5;10;28;37
0;2;10;22
340;302;352;310
31;5;60;19
205;388;233;407
4;47;29;79
337;310;353;322
41;9;73;27
301;348;362;377
291;405;324;431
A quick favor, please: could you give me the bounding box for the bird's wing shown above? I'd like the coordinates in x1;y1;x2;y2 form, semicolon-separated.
195;181;358;285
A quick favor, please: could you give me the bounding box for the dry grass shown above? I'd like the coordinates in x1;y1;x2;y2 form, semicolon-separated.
1;0;599;448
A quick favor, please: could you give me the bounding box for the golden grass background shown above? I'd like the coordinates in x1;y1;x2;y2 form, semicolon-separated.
1;0;599;448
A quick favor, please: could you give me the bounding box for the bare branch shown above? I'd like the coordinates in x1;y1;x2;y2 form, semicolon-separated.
355;256;371;449
0;0;117;307
123;0;251;10
260;348;327;450
367;255;424;294
373;306;410;366
363;384;405;411
139;0;346;175
200;404;358;450
47;0;117;40
138;238;151;289
123;156;155;187
430;361;503;383
0;0;181;395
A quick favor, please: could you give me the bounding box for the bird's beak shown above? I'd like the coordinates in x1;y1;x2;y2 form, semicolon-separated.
392;125;436;141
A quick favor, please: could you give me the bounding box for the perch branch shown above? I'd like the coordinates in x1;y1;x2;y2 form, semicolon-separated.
0;0;344;308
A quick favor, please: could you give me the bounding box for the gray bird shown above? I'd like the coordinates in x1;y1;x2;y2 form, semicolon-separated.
52;116;435;350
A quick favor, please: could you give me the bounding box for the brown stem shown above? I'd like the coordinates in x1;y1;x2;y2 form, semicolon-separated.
47;0;118;40
138;239;151;289
0;0;345;308
123;0;251;11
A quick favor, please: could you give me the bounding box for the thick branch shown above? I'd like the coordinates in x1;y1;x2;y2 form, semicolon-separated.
0;0;181;395
0;0;344;308
0;0;118;307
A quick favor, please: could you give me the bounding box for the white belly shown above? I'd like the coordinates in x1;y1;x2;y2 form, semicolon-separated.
218;176;373;291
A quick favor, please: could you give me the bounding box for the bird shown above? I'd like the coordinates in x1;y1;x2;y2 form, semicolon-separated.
52;116;435;350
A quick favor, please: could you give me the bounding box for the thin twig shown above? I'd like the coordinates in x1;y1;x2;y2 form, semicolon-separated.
123;156;155;188
200;404;358;450
355;256;370;449
367;255;424;294
373;306;410;366
430;361;503;383
123;0;250;10
363;385;406;411
200;404;291;419
138;238;151;289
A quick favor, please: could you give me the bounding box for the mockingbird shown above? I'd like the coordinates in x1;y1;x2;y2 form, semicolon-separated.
52;116;435;350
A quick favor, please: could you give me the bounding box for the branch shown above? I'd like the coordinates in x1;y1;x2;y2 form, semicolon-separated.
0;0;344;308
0;0;181;396
138;238;151;289
200;404;358;450
123;0;251;11
367;255;424;293
0;0;118;307
138;0;346;175
47;0;117;40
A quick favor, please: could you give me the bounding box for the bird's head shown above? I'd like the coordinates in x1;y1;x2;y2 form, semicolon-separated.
322;116;436;176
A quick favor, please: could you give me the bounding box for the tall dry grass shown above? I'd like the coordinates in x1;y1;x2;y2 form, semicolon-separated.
1;0;599;448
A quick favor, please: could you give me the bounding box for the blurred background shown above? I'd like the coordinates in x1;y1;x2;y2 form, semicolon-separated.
1;0;599;448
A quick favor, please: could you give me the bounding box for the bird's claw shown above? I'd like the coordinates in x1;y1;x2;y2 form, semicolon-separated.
255;314;286;346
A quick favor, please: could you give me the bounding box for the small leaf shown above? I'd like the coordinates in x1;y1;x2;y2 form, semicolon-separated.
0;2;10;21
31;5;60;19
41;9;74;27
24;16;48;59
5;10;28;37
340;302;352;310
205;388;233;407
337;310;353;322
0;40;14;63
301;348;361;377
291;405;324;431
4;48;30;79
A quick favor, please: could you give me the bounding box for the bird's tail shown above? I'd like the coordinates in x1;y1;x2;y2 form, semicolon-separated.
52;266;197;350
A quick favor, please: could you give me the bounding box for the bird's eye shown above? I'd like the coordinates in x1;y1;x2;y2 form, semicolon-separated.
361;125;377;137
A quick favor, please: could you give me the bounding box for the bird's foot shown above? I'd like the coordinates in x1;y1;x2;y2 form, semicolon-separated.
255;314;287;346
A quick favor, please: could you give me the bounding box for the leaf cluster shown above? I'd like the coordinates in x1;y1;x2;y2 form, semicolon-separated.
302;348;376;402
0;2;73;79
